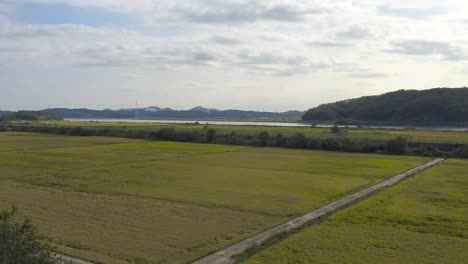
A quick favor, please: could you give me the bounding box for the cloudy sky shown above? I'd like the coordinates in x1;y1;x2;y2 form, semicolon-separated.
1;0;467;111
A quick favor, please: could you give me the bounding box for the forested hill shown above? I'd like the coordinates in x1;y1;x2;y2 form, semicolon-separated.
302;88;468;125
0;111;11;117
0;111;63;122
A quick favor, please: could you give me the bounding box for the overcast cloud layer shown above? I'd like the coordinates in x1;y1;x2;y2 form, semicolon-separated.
1;0;467;111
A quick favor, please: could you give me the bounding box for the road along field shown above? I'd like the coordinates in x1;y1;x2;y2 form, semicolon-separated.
240;159;468;264
0;132;430;263
36;120;468;144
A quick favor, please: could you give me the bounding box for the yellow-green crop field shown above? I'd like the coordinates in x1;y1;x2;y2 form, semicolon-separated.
0;132;429;263
34;120;468;144
241;159;468;264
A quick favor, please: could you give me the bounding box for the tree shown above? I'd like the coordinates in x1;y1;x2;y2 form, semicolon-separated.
258;131;269;147
454;145;468;158
156;127;176;140
386;136;408;154
0;206;58;264
330;125;347;135
275;133;287;146
206;128;216;142
228;131;239;145
286;133;307;149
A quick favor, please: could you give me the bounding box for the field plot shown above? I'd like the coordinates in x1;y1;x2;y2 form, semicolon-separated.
0;132;429;263
0;131;141;152
0;183;278;264
241;159;468;264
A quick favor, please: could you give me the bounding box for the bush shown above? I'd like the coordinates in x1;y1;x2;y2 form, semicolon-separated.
156;127;176;140
228;131;239;145
0;206;58;264
341;139;357;152
321;138;341;151
386;137;408;154
275;133;287;147
330;125;348;135
69;126;91;136
206;128;216;142
412;146;446;157
306;139;320;149
257;131;269;147
453;145;468;158
174;130;200;142
359;139;385;153
286;133;307;149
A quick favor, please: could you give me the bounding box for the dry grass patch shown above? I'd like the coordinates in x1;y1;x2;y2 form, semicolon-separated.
0;183;284;264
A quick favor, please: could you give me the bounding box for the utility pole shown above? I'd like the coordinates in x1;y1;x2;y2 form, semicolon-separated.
135;100;139;120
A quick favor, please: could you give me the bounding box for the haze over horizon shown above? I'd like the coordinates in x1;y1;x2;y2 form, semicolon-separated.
1;0;468;111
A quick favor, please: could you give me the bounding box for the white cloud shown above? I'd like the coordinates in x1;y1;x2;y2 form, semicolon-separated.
1;0;468;110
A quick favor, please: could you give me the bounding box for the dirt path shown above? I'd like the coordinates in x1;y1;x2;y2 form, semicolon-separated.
56;254;95;264
191;158;444;264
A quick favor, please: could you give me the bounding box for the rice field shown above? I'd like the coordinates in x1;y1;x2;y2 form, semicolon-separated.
240;159;468;264
0;132;430;263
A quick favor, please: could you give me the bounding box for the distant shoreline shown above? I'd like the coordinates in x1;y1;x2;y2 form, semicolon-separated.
65;118;468;132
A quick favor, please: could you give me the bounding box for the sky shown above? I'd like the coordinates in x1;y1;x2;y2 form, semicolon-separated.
1;0;467;111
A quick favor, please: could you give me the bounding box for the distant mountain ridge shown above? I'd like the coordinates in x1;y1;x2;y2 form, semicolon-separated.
0;111;11;117
302;87;468;125
43;107;303;120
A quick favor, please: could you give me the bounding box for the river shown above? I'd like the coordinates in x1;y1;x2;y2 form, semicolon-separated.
65;119;468;132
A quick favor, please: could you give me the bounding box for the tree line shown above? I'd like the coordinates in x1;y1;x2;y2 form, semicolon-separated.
2;124;467;159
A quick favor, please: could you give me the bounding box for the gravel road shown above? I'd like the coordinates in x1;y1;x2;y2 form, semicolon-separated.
56;254;95;264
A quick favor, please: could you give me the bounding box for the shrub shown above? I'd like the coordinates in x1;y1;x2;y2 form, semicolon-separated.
412;146;446;157
275;133;287;147
206;128;216;142
0;206;58;264
453;145;468;158
330;125;348;135
257;131;269;147
359;139;385;153
228;131;239;145
69;126;84;136
341;139;357;152
386;137;408;154
174;130;200;142
286;133;307;149
156;127;176;140
306;139;320;149
321;138;341;151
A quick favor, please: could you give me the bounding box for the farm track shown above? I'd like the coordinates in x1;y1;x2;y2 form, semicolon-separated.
191;158;444;264
56;254;95;264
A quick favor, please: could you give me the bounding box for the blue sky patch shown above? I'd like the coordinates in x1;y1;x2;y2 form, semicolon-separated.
377;5;446;20
14;2;138;27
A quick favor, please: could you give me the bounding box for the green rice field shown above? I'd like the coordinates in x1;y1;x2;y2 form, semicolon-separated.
241;159;468;264
0;132;429;263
